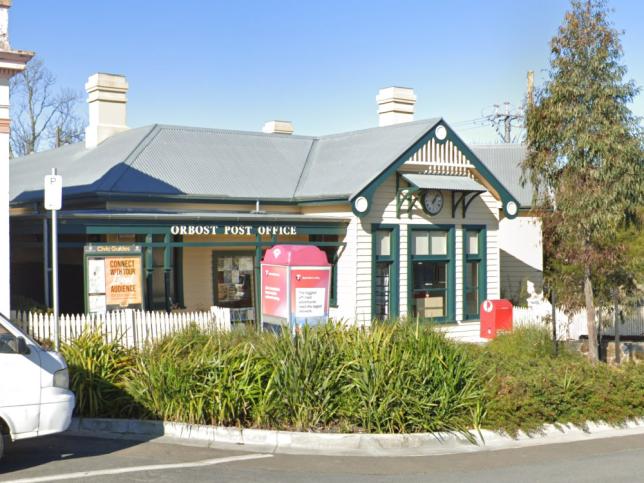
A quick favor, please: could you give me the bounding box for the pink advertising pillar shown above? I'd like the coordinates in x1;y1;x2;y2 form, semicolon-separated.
260;245;332;333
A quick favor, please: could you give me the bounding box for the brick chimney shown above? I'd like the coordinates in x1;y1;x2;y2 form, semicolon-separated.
85;73;128;148
376;87;416;127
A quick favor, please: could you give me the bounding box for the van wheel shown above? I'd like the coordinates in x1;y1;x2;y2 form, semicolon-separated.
0;433;4;461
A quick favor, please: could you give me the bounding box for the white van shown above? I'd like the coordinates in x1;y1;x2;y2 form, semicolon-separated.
0;313;75;460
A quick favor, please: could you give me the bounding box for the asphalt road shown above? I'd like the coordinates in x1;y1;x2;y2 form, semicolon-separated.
1;433;644;482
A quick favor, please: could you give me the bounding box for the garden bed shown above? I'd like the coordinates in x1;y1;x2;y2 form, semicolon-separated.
61;323;644;438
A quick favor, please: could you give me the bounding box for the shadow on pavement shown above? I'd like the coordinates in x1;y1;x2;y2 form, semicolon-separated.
0;433;160;476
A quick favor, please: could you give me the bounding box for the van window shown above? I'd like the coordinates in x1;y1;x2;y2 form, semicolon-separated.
0;322;16;353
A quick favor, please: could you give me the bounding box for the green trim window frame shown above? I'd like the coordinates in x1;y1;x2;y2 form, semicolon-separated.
407;225;455;323
463;225;487;320
371;224;400;320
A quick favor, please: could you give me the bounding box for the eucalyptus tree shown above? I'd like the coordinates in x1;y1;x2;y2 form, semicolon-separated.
523;0;643;361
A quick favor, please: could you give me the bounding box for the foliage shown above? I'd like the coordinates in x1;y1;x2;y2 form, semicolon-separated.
66;323;481;435
63;324;644;437
478;327;644;435
61;328;137;418
523;0;644;359
10;57;85;157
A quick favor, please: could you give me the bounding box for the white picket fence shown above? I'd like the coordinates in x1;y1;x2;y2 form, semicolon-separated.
513;305;644;340
10;307;232;349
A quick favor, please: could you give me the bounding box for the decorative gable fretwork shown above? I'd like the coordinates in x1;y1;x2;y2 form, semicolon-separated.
404;138;473;175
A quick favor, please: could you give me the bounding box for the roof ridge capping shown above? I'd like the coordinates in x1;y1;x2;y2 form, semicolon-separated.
151;123;317;140
319;118;441;140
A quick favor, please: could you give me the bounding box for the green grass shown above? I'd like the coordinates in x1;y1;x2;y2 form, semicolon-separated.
62;323;644;437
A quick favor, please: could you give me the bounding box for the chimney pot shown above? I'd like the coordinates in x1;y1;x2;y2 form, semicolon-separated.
85;73;128;148
376;86;416;127
262;120;294;135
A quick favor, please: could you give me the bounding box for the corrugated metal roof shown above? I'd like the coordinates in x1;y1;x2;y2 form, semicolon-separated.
401;173;486;192
10;120;440;204
10;120;529;209
296;119;440;199
10;126;157;203
469;144;533;208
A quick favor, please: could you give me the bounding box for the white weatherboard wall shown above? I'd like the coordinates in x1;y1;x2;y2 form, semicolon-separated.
0;1;32;315
498;216;543;302
352;173;500;324
0;76;9;316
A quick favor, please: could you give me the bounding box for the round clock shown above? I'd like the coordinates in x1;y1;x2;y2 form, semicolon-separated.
422;190;443;215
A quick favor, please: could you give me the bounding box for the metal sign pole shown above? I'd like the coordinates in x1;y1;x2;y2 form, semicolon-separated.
44;168;62;352
52;197;59;351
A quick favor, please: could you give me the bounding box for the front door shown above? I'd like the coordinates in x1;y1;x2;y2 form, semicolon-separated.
213;252;256;325
0;319;41;436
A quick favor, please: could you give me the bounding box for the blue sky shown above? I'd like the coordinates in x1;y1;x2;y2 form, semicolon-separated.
10;0;644;143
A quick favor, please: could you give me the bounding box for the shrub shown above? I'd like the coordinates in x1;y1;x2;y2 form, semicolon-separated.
61;322;644;436
61;328;137;418
339;322;482;435
476;327;644;435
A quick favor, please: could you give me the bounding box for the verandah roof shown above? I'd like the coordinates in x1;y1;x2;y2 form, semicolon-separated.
401;173;487;192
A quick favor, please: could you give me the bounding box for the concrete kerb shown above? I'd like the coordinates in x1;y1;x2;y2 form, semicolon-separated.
66;417;644;457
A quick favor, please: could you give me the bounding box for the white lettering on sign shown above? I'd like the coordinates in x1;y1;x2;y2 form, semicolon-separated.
295;288;325;317
263;285;281;302
168;225;298;236
225;225;253;236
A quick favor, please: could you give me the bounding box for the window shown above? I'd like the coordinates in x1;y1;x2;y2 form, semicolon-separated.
309;235;340;306
372;226;399;320
409;226;454;322
412;230;448;256
212;252;256;324
147;235;179;310
464;227;486;319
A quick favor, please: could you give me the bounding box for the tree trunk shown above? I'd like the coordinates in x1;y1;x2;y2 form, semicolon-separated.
584;267;599;361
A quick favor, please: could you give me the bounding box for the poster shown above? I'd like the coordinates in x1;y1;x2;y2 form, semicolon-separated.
88;294;106;314
294;287;325;317
104;256;143;307
289;268;331;326
261;264;288;319
88;258;106;294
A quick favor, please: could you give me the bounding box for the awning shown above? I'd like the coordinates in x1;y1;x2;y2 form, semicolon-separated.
401;174;486;192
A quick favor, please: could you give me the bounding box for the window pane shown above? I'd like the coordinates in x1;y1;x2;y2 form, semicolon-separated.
412;261;448;320
376;230;391;257
416;291;446;318
412;231;430;256
430;231;448;255
374;262;390;318
412;261;447;290
467;231;479;255
214;254;255;314
466;289;479;316
465;261;479;316
466;261;479;289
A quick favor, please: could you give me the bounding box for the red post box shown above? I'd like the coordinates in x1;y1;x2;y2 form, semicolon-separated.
480;299;513;339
